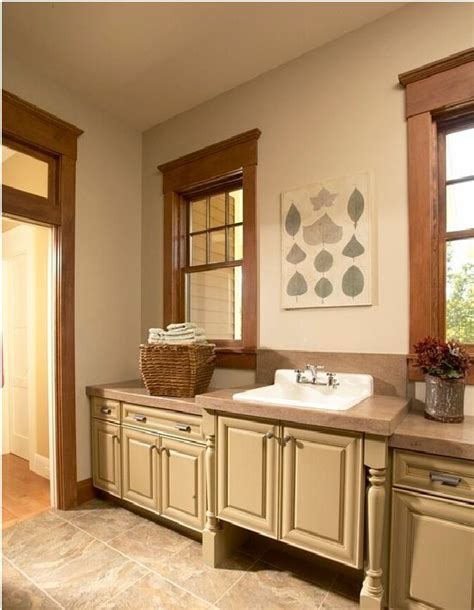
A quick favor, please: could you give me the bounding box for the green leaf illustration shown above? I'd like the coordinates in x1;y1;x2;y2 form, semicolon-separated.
286;243;307;265
285;203;301;237
310;187;337;211
303;213;343;246
315;277;333;301
342;234;365;259
342;265;364;298
287;271;308;297
314;249;333;273
347;188;364;228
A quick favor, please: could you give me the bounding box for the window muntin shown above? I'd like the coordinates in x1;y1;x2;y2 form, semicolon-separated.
440;122;474;344
184;186;244;342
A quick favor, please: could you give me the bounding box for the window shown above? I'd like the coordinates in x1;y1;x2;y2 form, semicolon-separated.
399;48;474;381
438;121;474;344
185;185;244;342
158;129;260;368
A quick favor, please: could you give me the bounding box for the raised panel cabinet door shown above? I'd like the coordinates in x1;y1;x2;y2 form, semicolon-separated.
281;426;364;568
390;490;474;610
160;437;205;531
122;426;159;511
92;419;121;497
217;415;279;537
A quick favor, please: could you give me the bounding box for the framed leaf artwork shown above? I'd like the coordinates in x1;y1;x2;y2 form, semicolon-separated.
281;172;373;308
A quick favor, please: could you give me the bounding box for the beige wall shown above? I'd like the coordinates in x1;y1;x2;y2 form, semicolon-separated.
142;3;474;403
3;57;143;481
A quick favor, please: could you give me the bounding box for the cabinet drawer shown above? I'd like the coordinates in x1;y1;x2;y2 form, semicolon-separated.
122;403;203;442
393;450;474;503
91;397;120;423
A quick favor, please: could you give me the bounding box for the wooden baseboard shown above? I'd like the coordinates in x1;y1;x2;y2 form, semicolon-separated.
76;478;96;505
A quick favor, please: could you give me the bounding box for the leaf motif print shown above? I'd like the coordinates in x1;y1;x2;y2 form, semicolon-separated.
314;249;333;273
342;235;365;259
342;265;364;298
286;243;307;265
285;203;301;237
303;213;343;246
287;271;308;297
310;187;337;211
315;277;333;300
347;188;364;228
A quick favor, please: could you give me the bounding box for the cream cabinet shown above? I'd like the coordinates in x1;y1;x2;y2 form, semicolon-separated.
90;399;205;532
281;425;363;567
217;415;280;537
216;415;364;566
390;450;474;610
92;419;121;498
122;427;160;511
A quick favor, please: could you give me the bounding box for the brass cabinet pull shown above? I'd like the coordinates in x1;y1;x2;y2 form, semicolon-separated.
112;434;120;444
265;431;274;439
132;415;147;423
100;407;112;414
281;435;293;446
430;471;462;487
175;423;191;433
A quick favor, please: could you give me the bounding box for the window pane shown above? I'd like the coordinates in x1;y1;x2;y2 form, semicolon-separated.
229;189;243;224
209;193;226;228
190;233;207;265
209;229;226;263
2;145;49;198
186;266;242;340
446;238;474;343
446;128;474;181
446;181;474;232
227;225;243;261
190;199;207;232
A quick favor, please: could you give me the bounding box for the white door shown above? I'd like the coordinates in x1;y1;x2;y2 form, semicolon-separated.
3;226;31;460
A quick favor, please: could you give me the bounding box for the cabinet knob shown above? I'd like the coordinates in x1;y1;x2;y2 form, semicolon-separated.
265;431;274;439
100;407;112;414
175;423;191;433
281;435;293;446
132;415;147;423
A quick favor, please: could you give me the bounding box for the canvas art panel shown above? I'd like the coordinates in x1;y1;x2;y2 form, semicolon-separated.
281;172;372;309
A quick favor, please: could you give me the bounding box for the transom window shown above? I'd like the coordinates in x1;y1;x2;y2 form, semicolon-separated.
438;121;474;344
184;185;244;342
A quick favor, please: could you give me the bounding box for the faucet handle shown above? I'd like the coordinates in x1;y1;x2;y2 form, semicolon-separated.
327;372;340;388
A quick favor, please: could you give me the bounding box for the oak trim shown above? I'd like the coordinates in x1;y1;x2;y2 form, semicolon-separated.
399;48;474;86
2;90;82;508
77;478;96;505
160;130;259;368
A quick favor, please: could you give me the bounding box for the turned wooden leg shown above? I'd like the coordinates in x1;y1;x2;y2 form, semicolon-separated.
205;431;219;533
361;437;388;610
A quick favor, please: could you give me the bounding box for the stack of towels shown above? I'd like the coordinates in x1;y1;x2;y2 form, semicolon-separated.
148;322;207;345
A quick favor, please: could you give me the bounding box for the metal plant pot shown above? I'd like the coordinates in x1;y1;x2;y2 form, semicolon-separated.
424;374;465;423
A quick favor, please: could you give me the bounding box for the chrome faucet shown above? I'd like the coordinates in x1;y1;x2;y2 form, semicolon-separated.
295;364;339;388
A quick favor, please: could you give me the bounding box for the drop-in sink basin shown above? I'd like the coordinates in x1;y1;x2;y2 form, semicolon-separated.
233;369;373;411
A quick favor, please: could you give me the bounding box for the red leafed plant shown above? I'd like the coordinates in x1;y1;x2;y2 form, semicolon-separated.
414;337;471;380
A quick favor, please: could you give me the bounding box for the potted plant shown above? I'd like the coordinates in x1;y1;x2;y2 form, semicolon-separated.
414;337;471;423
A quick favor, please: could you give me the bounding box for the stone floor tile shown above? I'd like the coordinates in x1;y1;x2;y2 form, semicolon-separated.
2;559;61;609
217;559;328;609
3;511;65;553
261;548;337;588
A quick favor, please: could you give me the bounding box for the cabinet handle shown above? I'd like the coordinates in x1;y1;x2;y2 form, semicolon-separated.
265;431;274;439
281;435;293;446
430;471;462;487
100;407;112;414
175;423;191;433
132;415;147;423
112;434;120;444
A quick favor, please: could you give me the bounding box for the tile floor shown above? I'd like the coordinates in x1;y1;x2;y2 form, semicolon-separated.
3;454;50;529
2;499;361;609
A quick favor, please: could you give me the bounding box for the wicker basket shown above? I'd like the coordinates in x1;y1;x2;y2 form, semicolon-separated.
139;343;216;397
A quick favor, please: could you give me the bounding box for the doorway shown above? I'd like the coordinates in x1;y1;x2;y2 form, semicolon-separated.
2;217;53;526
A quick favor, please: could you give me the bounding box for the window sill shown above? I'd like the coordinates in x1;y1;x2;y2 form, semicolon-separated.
214;348;256;370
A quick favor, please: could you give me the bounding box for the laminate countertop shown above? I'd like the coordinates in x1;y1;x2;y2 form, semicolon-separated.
389;408;474;460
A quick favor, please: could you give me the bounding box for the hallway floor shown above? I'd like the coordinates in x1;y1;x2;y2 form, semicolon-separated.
2;454;50;529
2;499;361;609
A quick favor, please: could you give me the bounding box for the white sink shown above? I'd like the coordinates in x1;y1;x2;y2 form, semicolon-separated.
233;369;373;411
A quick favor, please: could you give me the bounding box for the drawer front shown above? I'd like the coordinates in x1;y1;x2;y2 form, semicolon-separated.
122;403;203;443
394;450;474;503
91;397;120;423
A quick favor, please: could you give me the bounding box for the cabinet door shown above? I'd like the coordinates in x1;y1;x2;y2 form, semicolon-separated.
217;415;279;537
160;437;205;531
122;426;159;511
92;419;121;497
390;490;473;610
281;426;363;567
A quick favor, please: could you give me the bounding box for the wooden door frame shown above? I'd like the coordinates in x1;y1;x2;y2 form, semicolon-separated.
2;90;83;509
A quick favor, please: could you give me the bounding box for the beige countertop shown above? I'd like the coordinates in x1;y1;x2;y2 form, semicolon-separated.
195;386;409;436
389;408;474;460
86;379;201;416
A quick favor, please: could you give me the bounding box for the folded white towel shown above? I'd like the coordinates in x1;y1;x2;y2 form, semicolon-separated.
149;328;165;334
167;322;197;331
165;328;206;337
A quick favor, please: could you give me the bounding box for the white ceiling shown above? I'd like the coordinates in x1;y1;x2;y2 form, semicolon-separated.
3;2;405;131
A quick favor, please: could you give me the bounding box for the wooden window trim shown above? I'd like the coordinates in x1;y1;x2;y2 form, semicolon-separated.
158;129;260;369
3;90;83;507
398;49;474;382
